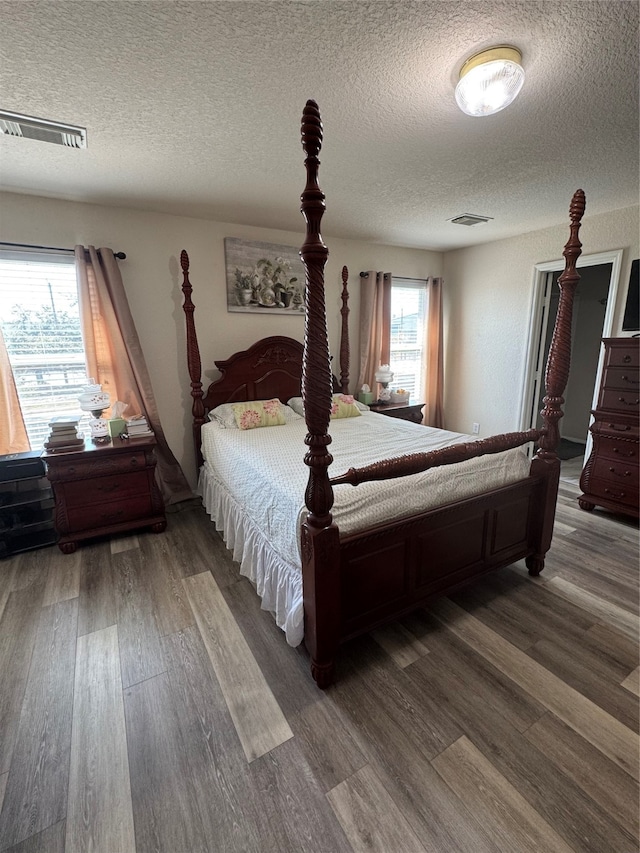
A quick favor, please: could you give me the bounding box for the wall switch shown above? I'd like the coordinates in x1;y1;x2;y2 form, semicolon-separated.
472;422;480;434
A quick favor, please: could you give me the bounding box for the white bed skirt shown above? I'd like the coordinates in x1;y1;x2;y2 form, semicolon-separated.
198;462;305;646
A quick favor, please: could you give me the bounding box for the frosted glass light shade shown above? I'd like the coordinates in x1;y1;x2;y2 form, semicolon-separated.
374;364;394;385
455;46;524;117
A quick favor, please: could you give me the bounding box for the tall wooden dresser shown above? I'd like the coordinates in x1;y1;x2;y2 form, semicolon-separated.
578;337;639;518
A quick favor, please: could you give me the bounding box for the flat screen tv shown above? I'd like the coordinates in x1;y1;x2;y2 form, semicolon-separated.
622;259;639;332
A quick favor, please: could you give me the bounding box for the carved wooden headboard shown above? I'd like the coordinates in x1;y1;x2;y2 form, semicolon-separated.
203;336;304;411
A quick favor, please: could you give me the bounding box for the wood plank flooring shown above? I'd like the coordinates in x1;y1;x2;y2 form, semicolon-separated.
0;476;637;852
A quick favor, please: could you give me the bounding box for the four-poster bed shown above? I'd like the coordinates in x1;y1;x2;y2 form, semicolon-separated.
181;100;585;688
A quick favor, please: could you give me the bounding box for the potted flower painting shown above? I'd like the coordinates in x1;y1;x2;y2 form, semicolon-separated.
233;269;254;306
256;257;298;308
225;238;306;315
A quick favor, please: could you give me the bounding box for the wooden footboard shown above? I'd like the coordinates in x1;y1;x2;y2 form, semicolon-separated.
337;476;545;640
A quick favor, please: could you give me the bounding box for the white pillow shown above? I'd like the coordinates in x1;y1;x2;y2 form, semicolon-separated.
287;396;370;417
209;400;302;428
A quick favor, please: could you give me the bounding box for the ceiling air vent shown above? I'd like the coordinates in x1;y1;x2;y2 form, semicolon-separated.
0;110;87;148
449;213;493;226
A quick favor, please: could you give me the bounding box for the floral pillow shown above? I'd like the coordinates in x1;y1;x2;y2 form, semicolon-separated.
209;400;300;429
330;394;362;419
287;395;363;419
232;398;286;430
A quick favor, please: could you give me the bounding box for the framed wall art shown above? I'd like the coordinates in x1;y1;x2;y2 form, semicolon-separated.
224;237;306;315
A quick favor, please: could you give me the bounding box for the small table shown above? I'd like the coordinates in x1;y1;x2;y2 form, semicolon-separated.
43;436;166;553
369;401;425;424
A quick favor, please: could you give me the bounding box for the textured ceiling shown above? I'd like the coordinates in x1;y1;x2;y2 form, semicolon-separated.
0;1;637;250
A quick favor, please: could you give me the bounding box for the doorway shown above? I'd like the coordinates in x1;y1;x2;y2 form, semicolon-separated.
520;250;624;468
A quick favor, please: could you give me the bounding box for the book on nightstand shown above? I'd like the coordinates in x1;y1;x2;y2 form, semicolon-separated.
44;415;84;450
125;415;154;439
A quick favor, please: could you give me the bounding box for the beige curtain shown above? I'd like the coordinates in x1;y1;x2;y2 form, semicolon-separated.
0;323;30;455
422;277;444;428
356;271;391;392
75;246;193;505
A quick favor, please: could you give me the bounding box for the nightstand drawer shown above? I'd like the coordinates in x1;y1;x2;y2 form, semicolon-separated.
66;494;153;532
63;470;150;507
50;450;147;481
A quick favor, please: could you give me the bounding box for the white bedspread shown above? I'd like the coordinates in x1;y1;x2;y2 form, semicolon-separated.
198;413;530;646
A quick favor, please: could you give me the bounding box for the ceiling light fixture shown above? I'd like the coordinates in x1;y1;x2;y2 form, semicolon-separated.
455;46;524;117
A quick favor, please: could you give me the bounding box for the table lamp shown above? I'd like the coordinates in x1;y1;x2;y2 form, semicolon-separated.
374;364;394;403
79;379;111;443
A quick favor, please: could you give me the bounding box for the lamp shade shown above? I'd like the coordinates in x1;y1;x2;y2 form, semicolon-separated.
455;46;524;117
374;365;394;385
78;379;110;413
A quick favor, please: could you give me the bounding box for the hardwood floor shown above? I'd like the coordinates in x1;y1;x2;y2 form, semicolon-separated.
0;477;637;853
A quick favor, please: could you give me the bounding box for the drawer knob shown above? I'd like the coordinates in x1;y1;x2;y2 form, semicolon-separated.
604;488;625;499
621;375;639;384
612;447;635;457
130;458;138;467
608;467;631;477
97;482;121;494
100;509;125;522
623;355;632;363
617;397;639;405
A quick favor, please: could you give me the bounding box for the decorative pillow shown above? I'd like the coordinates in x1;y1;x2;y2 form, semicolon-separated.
286;397;305;417
330;394;362;419
209;400;300;428
287;395;363;419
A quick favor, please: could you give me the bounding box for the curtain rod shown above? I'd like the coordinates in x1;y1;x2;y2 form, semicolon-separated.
0;241;126;259
359;272;427;282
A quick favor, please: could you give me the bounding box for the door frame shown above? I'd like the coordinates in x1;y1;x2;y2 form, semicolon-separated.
519;249;624;458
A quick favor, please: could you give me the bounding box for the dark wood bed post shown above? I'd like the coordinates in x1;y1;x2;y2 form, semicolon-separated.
180;250;206;473
299;100;341;688
339;265;350;393
526;188;586;575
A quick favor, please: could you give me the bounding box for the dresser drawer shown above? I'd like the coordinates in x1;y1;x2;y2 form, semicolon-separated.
596;417;639;439
598;387;640;413
66;494;153;532
592;482;638;510
62;470;151;508
592;456;639;491
604;343;639;369
597;435;638;462
601;366;639;393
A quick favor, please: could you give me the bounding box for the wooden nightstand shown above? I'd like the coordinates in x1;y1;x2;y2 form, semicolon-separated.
369;401;425;424
43;436;166;553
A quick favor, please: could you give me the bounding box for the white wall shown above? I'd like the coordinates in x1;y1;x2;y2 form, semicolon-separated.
0;191;442;488
443;205;639;438
562;266;610;441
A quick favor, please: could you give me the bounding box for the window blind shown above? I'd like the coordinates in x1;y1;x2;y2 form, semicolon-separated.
0;253;89;449
390;278;427;402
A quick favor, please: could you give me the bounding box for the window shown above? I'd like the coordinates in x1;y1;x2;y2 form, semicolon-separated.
0;252;88;450
389;278;427;401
